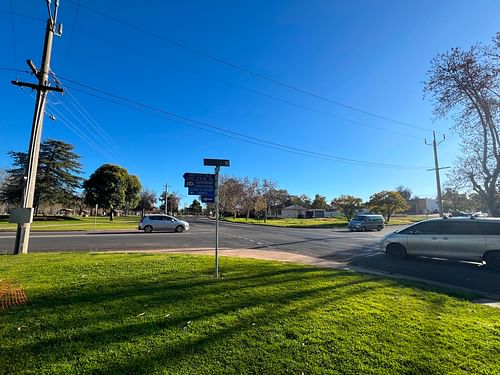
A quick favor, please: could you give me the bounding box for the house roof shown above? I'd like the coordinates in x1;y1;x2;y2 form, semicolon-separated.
283;204;307;210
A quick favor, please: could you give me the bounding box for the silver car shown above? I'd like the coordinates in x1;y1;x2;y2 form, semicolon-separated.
348;214;385;232
380;217;500;269
138;215;190;233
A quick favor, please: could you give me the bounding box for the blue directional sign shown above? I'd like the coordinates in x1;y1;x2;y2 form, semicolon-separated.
184;172;215;197
183;173;215;187
188;186;215;195
201;195;215;203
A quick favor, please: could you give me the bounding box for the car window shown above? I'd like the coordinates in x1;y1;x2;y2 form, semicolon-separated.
149;216;162;221
479;222;500;235
442;220;482;235
401;221;444;234
164;216;175;221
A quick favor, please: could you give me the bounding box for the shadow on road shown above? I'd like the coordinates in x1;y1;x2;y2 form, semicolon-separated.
345;252;500;297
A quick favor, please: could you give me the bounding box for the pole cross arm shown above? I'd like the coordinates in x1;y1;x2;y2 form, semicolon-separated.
11;80;64;93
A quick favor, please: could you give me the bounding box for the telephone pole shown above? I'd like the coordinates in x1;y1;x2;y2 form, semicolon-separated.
11;0;63;254
164;184;169;215
425;131;448;217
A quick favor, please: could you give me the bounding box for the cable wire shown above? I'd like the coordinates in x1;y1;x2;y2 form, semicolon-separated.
57;76;429;170
61;0;81;75
65;0;436;133
9;0;17;68
70;27;423;140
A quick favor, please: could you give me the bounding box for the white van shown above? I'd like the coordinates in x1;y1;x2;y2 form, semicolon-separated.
380;217;500;269
348;214;385;231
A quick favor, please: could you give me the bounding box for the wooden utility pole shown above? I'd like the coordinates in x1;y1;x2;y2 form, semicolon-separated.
425;131;448;217
11;1;63;254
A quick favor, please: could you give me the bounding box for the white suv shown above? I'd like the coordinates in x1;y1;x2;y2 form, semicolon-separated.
138;215;190;233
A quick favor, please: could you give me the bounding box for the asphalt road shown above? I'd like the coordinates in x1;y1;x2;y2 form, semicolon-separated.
1;217;499;297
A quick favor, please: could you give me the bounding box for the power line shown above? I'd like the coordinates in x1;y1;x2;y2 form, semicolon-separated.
0;9;425;139
69;27;423;140
9;0;17;67
61;0;81;75
64;0;435;133
56;75;429;170
4;65;428;169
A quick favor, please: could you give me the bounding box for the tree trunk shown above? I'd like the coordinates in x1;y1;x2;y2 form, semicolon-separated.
109;209;114;221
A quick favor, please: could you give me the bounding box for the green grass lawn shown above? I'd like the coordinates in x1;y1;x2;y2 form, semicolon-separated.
223;215;430;228
223;217;348;228
0;215;140;232
1;253;499;374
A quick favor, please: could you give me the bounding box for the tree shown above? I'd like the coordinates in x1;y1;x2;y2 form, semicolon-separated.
189;199;202;214
442;188;472;213
136;189;157;217
311;194;329;209
124;175;141;214
286;194;311;208
424;33;500;216
368;191;409;222
219;177;245;218
241;177;258;220
258;179;277;222
0;139;82;213
267;188;289;218
254;195;267;220
83;164;137;220
331;195;363;220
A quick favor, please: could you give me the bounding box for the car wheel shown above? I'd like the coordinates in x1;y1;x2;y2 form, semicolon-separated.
175;225;185;233
386;243;407;258
361;226;367;232
144;225;153;233
377;225;382;231
484;251;500;271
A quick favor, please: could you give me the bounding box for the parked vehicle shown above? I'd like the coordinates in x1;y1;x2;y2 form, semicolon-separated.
348;214;385;231
380;217;500;269
138;215;190;233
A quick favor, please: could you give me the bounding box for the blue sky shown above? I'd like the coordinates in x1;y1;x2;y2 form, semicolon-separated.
0;0;498;208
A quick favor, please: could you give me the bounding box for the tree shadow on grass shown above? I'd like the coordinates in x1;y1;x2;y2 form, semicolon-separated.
2;266;386;373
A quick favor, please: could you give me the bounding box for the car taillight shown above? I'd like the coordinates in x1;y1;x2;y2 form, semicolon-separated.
140;217;144;223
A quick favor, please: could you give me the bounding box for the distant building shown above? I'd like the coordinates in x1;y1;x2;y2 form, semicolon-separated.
414;198;439;214
280;204;307;218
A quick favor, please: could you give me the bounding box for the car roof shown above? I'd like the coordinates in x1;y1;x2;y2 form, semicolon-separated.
422;217;500;223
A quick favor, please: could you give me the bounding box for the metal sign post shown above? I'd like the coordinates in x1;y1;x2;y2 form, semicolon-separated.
203;159;230;278
183;159;229;278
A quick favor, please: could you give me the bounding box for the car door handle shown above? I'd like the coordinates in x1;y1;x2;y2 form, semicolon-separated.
442;237;448;240
431;236;439;240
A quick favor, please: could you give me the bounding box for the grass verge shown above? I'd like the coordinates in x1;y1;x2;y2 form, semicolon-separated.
1;252;499;374
0;215;139;232
222;215;430;228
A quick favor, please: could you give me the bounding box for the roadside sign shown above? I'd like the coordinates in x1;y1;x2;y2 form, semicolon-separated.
185;158;230;279
184;172;215;197
203;159;230;167
188;186;215;195
8;208;34;224
201;195;215;203
183;173;215;187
